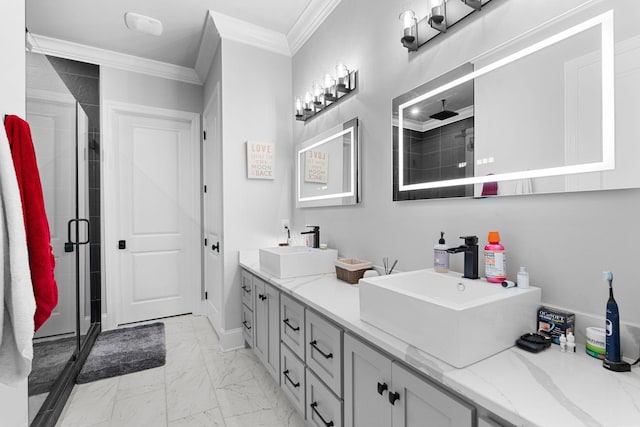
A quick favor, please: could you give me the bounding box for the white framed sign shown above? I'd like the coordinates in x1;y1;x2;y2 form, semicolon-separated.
246;141;275;179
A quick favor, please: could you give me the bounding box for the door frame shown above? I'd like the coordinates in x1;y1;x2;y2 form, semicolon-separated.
102;100;201;330
201;83;224;331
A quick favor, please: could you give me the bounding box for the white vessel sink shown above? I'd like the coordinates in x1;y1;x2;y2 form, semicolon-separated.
359;269;541;368
259;246;338;279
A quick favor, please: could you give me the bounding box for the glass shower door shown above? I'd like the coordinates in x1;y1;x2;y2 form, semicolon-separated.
26;51;91;421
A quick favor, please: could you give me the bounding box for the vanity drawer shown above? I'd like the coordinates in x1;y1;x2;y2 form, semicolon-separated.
241;303;253;346
281;294;305;360
306;368;343;427
241;270;253;310
281;343;306;416
306;309;343;397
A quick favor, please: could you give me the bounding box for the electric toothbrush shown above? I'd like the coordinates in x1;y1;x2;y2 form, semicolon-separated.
602;271;631;372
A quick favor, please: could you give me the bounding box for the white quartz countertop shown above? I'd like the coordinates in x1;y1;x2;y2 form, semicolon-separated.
239;250;640;427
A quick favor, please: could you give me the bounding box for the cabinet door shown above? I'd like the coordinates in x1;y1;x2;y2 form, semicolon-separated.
306;368;343;427
344;334;392;427
264;282;281;383
281;343;306;416
281;294;305;360
390;363;474;427
306;309;343;397
253;278;267;364
241;303;253;347
241;270;253;310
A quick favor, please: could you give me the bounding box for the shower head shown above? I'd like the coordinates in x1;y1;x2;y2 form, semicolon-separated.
430;99;458;121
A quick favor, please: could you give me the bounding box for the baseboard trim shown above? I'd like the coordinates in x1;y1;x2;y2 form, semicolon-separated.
219;327;245;352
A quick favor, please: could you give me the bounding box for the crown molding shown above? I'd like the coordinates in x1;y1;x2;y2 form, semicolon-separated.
210;11;291;57
29;34;202;85
287;0;342;55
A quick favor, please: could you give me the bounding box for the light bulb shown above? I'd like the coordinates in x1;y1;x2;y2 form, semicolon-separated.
323;74;335;89
295;98;303;116
312;81;323;97
304;91;313;110
399;10;416;31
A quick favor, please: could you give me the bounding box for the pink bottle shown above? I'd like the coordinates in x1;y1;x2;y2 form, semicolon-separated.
484;231;506;283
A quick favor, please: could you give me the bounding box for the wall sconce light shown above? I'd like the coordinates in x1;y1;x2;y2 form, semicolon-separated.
295;63;358;122
399;0;491;52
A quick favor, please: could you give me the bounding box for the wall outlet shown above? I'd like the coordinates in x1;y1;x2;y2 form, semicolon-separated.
281;219;290;231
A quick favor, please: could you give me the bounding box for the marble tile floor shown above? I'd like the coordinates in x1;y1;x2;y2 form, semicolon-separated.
55;315;306;427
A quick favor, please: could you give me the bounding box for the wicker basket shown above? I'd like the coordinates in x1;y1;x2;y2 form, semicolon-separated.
335;258;373;284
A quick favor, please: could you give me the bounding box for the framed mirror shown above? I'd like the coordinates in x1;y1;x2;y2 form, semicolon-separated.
392;8;634;200
296;117;360;208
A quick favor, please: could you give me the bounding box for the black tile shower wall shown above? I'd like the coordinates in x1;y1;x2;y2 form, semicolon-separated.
47;56;101;323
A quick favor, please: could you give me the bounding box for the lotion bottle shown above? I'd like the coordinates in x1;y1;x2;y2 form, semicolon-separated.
484;231;506;283
434;232;449;273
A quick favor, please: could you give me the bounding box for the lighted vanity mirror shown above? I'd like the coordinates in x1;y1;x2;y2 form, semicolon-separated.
392;7;640;200
296;117;360;208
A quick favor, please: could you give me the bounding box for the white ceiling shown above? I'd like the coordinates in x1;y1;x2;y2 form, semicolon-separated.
26;0;320;68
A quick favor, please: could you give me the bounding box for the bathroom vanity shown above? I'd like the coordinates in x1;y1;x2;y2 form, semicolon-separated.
239;250;640;427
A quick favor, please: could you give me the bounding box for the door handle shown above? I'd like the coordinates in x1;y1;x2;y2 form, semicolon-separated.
242;285;251;293
258;294;267;301
67;218;91;251
211;241;219;252
377;382;388;395
388;391;400;405
283;318;300;332
118;240;126;250
309;340;333;359
242;320;251;330
310;402;334;427
283;370;300;388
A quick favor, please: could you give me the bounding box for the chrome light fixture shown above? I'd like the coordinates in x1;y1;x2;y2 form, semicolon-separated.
295;63;358;122
399;0;491;52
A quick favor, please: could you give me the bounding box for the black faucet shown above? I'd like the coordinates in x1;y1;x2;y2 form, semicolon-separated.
447;236;479;279
301;226;320;248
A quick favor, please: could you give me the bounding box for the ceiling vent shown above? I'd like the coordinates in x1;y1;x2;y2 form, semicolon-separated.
124;12;163;36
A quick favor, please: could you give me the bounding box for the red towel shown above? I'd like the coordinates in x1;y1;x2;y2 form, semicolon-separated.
4;115;58;331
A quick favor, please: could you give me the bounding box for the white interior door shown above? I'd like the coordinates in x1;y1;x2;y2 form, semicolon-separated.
108;104;200;325
27;91;77;338
203;84;224;330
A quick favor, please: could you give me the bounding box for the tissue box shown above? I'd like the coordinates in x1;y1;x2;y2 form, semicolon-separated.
537;306;575;344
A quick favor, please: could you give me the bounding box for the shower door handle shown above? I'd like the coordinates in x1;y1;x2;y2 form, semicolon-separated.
66;218;91;251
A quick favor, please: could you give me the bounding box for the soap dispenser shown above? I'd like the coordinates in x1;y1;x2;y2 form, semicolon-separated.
434;232;449;273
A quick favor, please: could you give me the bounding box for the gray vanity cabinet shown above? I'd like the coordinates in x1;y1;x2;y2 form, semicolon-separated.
241;303;254;345
344;334;474;427
281;294;305;359
253;277;280;384
241;270;253;310
280;343;306;416
240;270;254;347
306;309;343;397
307;368;343;427
344;333;392;427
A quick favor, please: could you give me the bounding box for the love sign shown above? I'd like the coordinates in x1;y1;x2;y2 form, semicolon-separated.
246;141;275;180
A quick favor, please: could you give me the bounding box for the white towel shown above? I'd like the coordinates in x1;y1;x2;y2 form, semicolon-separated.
0;124;36;385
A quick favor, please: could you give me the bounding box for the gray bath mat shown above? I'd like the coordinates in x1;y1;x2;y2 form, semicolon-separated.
29;336;77;395
76;322;166;384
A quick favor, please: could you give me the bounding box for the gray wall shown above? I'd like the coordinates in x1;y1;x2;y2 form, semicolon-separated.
101;67;203;114
219;39;293;330
291;0;640;333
